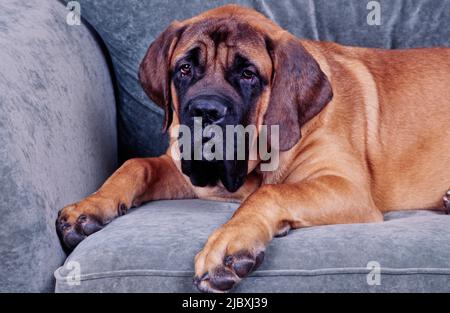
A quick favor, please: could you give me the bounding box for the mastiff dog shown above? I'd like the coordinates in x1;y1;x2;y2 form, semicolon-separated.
56;5;450;292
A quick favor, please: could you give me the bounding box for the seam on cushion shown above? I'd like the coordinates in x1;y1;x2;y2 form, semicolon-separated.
54;267;450;284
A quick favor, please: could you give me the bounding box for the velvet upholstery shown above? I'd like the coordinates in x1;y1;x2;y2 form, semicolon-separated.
0;0;117;292
55;200;450;292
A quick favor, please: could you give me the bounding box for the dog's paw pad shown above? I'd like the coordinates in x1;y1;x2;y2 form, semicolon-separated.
56;206;105;252
194;250;264;293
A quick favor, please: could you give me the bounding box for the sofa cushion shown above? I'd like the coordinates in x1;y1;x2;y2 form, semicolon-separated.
55;200;450;292
62;0;450;161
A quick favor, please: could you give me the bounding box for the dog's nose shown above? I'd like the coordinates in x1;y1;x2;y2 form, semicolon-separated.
189;100;227;124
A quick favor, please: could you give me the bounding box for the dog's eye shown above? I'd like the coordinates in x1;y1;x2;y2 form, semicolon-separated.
180;64;192;76
241;69;255;80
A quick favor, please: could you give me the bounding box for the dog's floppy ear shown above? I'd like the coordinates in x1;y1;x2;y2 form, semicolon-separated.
139;22;185;132
264;33;333;151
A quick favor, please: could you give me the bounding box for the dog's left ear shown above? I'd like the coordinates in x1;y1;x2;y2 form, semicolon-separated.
264;33;333;151
139;22;185;132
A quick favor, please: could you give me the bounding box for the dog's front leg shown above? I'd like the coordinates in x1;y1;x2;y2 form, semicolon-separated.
194;175;383;292
56;154;195;250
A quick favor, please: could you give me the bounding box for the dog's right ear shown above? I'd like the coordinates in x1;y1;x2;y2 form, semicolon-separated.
139;22;185;132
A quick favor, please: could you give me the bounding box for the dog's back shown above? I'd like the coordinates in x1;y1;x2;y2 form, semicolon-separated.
313;43;450;211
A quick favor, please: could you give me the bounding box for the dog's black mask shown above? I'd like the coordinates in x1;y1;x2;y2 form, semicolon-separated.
177;92;258;192
174;46;265;192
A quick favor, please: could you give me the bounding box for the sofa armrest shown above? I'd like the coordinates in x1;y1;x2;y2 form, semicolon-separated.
0;0;117;292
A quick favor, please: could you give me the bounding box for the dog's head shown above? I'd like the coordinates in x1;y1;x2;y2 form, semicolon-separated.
139;4;333;192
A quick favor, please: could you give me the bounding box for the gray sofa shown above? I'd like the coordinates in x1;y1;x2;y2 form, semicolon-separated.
1;0;449;293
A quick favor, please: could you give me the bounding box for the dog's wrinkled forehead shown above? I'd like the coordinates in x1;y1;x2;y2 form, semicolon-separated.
172;19;272;78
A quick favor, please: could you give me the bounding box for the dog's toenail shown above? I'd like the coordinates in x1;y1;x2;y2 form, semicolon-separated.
209;268;237;291
193;277;200;286
64;230;85;249
82;220;103;235
77;215;87;223
118;203;128;216
200;272;209;281
224;255;233;266
254;251;265;269
233;259;254;278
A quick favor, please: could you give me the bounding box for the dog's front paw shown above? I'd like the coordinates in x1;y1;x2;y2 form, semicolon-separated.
193;219;269;293
55;196;126;252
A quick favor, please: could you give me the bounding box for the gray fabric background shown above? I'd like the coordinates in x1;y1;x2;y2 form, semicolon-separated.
61;0;450;161
55;200;450;293
0;0;117;292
